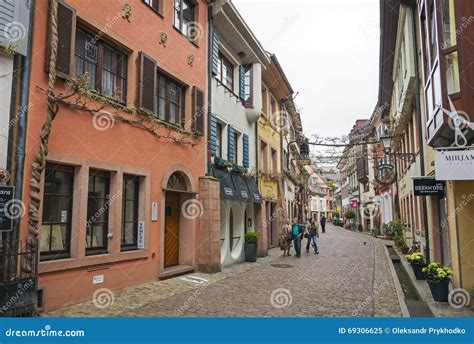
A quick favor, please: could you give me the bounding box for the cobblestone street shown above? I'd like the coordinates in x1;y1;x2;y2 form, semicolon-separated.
46;224;402;317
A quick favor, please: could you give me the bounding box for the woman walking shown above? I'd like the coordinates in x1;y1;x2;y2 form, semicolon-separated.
292;218;303;257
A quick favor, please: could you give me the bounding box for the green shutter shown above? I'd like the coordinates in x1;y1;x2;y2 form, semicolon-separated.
211;32;219;76
243;134;249;168
227;126;235;162
210;114;217;156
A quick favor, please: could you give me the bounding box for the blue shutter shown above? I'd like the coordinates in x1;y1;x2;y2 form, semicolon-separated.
210;114;217;156
227;126;235;162
243;134;249;168
211;32;219;76
239;65;246;100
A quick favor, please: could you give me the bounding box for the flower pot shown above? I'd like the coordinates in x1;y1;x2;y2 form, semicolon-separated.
244;243;257;262
411;264;426;280
428;281;449;302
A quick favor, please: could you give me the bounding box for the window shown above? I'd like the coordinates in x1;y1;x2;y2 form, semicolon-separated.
143;0;160;13
217;53;233;90
270;97;277;120
40;164;74;260
216;122;223;158
121;175;140;251
243;65;253;107
260;141;268;172
441;0;456;49
75;29;127;103
271;148;277;173
157;72;185;126
174;0;195;39
86;170;110;254
262;87;268;115
445;51;460;94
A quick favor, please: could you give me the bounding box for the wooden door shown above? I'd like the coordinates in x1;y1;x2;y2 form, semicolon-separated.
164;192;180;267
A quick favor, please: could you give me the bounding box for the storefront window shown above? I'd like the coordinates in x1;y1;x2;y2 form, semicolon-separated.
40;164;74;260
121;175;139;251
86;170;110;254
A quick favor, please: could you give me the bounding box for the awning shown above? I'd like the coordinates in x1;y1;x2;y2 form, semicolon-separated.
244;176;262;204
211;166;239;201
230;172;251;202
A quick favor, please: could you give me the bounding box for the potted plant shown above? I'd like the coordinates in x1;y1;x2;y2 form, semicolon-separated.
244;232;258;262
406;252;426;280
395;235;409;254
423;263;453;302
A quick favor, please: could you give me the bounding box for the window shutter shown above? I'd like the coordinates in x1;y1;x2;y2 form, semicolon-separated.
239;65;245;100
211;32;219;76
44;1;76;78
227;125;235;162
243;134;249;168
210;113;217;156
192;86;205;134
138;52;157;114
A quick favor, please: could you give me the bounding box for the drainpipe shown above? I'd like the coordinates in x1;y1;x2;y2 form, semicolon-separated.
12;0;35;246
206;1;213;176
411;6;430;261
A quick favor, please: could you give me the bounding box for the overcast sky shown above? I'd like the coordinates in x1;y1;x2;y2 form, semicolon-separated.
233;0;380;141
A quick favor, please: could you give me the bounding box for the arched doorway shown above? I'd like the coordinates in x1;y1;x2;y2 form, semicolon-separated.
164;171;189;268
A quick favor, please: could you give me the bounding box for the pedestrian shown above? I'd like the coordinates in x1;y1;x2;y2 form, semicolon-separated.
292;218;303;257
320;214;327;233
279;220;292;256
306;218;319;254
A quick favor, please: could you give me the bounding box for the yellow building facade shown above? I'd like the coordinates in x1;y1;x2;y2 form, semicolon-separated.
257;54;293;250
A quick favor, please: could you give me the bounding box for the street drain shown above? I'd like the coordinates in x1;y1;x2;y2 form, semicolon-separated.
270;263;293;268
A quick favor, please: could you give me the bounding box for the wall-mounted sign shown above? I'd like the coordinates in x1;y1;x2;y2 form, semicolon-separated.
137;221;145;249
92;275;104;285
434;149;474;181
350;199;358;208
0;186;14;231
151;202;158;221
413;178;445;196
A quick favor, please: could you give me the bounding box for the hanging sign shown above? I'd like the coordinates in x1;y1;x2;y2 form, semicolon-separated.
413;178;445;196
434;149;474;181
350;199;358;208
0;186;14;231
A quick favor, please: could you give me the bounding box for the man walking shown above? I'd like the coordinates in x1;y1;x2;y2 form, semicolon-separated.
292;218;303;258
320;214;326;233
306;218;319;254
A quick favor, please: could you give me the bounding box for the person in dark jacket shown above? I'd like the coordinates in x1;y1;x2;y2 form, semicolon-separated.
291;218;303;257
320;214;327;233
306;218;319;254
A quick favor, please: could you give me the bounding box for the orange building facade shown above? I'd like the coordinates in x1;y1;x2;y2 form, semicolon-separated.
22;0;208;311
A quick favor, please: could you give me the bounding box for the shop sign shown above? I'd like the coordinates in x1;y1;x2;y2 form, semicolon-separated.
434;149;474;181
0;186;14;231
413;178;445;196
350;199;358;208
138;221;145;249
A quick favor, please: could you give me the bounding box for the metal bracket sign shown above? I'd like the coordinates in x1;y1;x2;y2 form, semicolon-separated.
0;186;15;231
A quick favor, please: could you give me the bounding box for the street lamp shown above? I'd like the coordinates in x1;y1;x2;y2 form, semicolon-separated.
380;134;392;154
